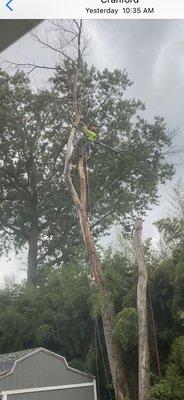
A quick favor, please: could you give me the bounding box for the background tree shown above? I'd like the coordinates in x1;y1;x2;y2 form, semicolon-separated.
154;181;184;335
150;336;184;400
0;69;80;284
156;180;184;254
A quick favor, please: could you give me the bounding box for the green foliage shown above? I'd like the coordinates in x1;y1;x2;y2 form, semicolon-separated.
0;59;173;280
154;182;184;334
150;337;184;400
0;69;79;269
0;306;27;350
0;237;184;399
90;287;113;319
52;60;173;234
148;184;184;398
172;261;184;325
156;181;184;255
170;179;184;218
171;336;184;372
0;262;92;357
102;247;137;309
114;307;138;350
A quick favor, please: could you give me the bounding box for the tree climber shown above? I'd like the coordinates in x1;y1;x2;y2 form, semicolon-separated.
83;125;98;158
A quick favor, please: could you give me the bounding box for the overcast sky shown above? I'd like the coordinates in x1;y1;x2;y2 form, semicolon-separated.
1;19;184;282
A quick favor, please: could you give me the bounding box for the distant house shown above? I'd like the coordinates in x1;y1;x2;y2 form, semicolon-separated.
0;348;97;400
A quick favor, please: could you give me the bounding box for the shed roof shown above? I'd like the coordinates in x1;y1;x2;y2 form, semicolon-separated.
0;348;95;380
0;349;37;376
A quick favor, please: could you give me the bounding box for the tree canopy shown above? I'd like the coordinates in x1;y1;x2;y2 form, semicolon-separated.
0;61;173;282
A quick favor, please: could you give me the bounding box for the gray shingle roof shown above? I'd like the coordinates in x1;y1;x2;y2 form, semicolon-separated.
0;348;37;376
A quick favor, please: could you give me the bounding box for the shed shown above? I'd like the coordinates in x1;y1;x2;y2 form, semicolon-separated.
0;348;97;400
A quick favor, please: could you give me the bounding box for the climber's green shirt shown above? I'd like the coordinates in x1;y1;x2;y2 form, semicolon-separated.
86;129;97;141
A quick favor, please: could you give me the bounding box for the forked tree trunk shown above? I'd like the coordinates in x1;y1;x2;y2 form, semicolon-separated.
133;219;150;400
64;130;129;400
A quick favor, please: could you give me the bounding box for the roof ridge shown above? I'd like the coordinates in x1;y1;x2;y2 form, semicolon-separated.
0;348;40;362
0;348;95;381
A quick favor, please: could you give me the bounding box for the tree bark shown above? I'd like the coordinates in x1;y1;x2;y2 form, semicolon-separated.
64;139;129;399
133;219;150;400
27;215;39;285
102;306;129;400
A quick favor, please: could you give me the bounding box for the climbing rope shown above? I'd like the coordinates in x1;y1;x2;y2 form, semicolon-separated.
148;278;161;378
81;153;113;399
84;148;93;219
94;318;100;400
84;269;113;400
95;319;113;400
83;157;113;399
77;133;130;400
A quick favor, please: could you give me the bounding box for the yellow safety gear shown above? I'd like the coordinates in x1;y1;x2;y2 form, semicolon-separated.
86;129;97;142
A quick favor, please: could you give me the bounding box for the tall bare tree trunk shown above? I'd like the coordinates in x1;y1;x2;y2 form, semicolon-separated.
133;219;150;400
63;20;129;399
102;306;129;400
64;138;129;399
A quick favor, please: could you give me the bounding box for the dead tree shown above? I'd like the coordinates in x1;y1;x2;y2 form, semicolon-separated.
65;141;129;400
133;219;150;400
63;19;129;400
